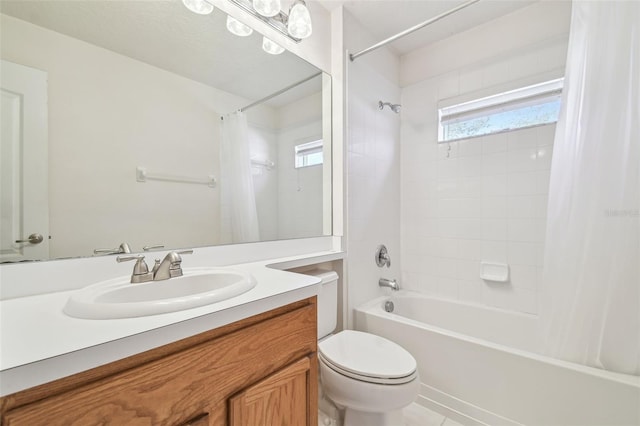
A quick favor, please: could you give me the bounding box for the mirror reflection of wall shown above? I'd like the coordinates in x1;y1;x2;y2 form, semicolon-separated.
0;1;329;263
245;86;324;243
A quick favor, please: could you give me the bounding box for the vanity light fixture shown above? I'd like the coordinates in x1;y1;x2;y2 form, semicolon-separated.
287;0;312;39
228;0;313;43
226;15;254;36
182;0;214;15
262;36;285;54
253;0;281;18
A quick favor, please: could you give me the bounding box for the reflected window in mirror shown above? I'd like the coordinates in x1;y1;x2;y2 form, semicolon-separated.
295;139;323;169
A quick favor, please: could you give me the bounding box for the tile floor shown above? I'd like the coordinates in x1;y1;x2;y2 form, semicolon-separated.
403;403;465;426
319;403;465;426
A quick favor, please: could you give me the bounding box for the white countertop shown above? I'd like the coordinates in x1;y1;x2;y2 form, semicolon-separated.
0;250;343;396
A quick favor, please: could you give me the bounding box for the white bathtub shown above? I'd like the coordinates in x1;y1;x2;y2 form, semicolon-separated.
355;292;640;426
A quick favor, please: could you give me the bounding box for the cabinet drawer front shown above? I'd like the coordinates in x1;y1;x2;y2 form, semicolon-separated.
4;302;317;426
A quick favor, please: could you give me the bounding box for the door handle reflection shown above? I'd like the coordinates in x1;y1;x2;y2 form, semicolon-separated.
15;233;44;244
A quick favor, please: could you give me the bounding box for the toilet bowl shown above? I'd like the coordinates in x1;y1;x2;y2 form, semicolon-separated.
308;269;419;426
319;330;419;426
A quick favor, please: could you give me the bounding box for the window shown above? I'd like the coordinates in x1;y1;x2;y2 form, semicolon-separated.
438;78;563;142
294;139;323;168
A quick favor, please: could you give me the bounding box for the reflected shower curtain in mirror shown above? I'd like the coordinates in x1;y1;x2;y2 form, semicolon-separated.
540;1;640;375
220;111;260;243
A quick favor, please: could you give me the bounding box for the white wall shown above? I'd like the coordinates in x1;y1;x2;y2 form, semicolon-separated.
276;125;324;239
249;122;280;241
344;11;401;327
276;92;324;239
400;1;572;87
399;1;571;314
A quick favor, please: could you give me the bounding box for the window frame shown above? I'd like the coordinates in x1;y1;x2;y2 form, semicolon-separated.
438;78;564;143
294;138;323;169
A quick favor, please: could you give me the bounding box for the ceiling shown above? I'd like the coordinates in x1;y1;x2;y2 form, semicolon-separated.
319;0;537;55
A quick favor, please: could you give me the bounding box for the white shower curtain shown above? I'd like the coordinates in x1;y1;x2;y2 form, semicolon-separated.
220;111;260;243
540;1;640;375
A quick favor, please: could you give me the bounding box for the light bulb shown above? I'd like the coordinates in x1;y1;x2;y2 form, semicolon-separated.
262;37;285;55
226;16;253;37
182;0;214;15
253;0;281;17
287;0;312;39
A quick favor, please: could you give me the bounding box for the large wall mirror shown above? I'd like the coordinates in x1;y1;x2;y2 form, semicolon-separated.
0;0;331;263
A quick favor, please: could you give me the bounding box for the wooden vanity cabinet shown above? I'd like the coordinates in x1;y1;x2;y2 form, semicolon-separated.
0;298;318;426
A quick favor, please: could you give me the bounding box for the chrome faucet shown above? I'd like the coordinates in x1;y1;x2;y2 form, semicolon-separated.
379;278;400;291
151;250;193;281
117;250;193;283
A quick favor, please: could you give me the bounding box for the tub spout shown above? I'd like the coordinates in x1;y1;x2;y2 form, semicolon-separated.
379;278;399;291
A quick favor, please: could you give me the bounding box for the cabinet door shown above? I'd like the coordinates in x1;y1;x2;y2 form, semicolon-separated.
229;356;316;426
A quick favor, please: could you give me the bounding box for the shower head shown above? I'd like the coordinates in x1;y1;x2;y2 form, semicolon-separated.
378;100;401;114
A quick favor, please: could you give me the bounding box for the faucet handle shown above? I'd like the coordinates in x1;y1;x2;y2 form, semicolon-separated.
375;245;391;268
95;242;132;255
166;250;193;278
117;255;153;283
170;250;193;265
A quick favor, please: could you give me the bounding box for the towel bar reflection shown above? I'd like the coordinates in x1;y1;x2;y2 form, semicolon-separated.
251;158;275;170
136;167;216;188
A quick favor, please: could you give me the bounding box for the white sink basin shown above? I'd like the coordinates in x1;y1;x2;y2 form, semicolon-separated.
63;267;257;319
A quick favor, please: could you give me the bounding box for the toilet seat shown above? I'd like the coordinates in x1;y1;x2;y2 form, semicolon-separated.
318;330;417;385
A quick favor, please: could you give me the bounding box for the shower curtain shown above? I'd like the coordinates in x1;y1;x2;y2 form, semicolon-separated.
220;111;260;243
540;1;640;375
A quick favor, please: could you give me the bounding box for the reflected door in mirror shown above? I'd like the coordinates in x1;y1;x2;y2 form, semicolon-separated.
0;60;49;262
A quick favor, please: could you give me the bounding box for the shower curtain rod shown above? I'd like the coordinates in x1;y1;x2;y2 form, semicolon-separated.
349;0;480;62
240;71;323;112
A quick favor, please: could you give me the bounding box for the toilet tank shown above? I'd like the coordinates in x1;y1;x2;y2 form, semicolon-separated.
305;269;338;339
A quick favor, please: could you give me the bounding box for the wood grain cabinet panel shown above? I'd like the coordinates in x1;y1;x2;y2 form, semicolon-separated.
229;356;316;426
1;298;318;426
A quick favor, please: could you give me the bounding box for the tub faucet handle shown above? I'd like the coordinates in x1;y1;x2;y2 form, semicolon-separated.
375;245;391;268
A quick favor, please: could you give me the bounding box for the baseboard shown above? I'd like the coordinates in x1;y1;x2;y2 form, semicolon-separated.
415;383;524;426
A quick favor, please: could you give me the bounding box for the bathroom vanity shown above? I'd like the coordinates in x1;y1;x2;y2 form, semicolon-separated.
1;298;319;425
0;297;318;425
0;246;344;425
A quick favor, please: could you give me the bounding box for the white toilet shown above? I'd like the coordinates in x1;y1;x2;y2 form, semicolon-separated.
311;270;420;426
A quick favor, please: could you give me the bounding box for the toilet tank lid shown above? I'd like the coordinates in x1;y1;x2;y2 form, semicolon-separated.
303;269;338;284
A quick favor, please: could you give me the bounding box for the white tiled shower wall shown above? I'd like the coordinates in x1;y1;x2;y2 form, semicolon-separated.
345;10;402;327
399;2;571;314
347;57;401;324
401;124;555;314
